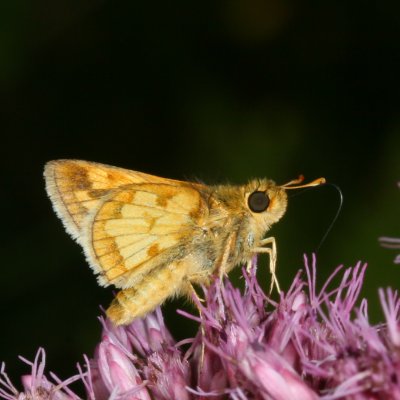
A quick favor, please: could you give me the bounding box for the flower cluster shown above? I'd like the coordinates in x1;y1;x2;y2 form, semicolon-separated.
1;255;400;399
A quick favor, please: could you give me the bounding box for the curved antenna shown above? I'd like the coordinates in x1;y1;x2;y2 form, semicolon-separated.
315;183;343;252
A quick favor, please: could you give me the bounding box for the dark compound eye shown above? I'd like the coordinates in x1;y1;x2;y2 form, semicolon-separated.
248;191;270;213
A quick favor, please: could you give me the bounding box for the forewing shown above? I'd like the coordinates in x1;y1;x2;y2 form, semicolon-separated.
84;182;207;288
44;159;184;243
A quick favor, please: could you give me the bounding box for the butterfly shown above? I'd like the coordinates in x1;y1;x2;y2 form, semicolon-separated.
44;159;325;325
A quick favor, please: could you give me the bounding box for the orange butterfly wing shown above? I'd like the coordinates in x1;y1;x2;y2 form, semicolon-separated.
44;160;207;288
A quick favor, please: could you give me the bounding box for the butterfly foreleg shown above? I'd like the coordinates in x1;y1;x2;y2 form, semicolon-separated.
251;236;281;294
215;233;237;281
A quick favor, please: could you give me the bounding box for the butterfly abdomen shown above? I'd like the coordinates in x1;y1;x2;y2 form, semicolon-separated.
106;259;191;325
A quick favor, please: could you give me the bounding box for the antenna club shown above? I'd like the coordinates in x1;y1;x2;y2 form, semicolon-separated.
280;176;326;190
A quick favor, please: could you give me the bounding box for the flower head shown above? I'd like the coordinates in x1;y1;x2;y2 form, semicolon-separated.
0;348;81;400
2;256;400;399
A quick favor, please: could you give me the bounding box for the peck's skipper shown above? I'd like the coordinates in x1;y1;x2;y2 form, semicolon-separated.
44;160;325;325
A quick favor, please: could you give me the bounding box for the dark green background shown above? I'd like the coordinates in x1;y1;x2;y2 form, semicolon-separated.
1;0;399;389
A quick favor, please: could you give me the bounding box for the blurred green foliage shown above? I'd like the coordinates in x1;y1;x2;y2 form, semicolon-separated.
1;0;399;388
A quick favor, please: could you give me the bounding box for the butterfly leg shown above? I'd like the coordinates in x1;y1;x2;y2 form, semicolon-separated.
106;260;189;326
185;281;207;368
252;236;281;294
246;258;253;273
216;233;237;280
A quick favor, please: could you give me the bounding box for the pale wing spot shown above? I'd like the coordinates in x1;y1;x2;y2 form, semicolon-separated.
116;235;157;261
121;204;165;219
164;191;200;213
105;218;151;235
158;233;183;249
150;213;191;235
156;213;188;226
122;234;180;270
169;189;200;212
124;247;154;270
133;191;159;207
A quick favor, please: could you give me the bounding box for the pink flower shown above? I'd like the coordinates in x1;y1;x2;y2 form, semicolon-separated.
2;255;400;399
94;336;150;399
83;308;190;400
0;348;81;399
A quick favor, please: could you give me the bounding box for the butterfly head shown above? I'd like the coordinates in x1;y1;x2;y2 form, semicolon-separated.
243;175;326;233
244;179;288;232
